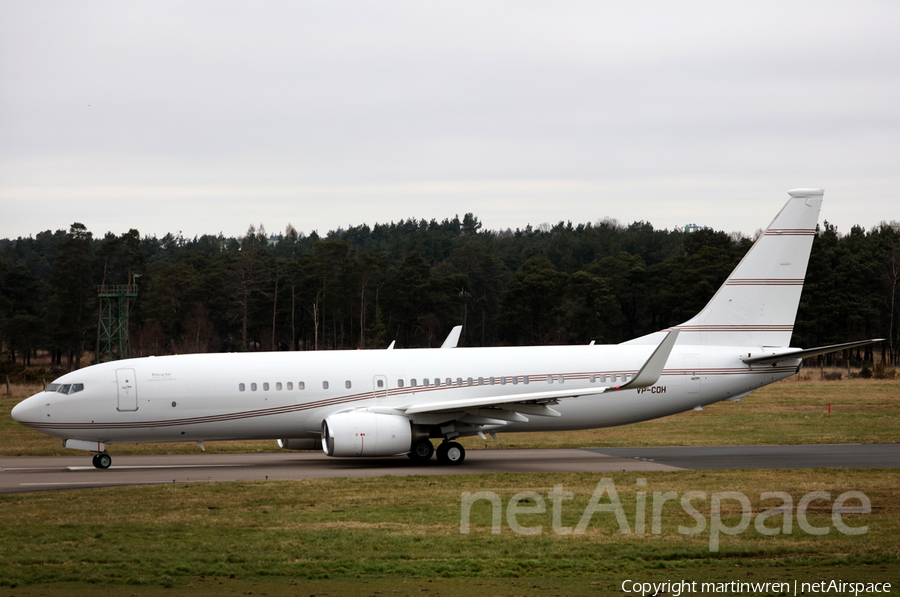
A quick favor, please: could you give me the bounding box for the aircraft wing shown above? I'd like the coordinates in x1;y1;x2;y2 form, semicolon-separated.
742;338;884;365
402;328;680;416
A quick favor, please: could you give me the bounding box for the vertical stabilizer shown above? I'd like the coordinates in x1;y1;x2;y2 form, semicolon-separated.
625;188;823;348
678;188;823;347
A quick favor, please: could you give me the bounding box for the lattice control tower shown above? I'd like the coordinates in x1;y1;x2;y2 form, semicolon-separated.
96;276;139;363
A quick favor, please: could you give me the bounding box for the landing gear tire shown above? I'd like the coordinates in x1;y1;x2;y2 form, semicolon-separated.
95;453;112;469
436;441;465;465
408;440;435;462
91;454;100;468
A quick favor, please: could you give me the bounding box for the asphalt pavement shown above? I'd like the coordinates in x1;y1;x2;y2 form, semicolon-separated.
1;444;896;494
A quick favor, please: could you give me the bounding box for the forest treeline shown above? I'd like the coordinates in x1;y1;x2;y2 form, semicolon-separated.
1;212;898;371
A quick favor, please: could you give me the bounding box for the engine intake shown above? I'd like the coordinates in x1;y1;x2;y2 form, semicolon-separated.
322;411;413;457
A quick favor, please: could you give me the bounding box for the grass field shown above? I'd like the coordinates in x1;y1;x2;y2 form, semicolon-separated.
0;471;898;595
1;377;898;596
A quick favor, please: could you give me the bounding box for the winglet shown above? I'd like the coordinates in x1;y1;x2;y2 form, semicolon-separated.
441;325;463;349
608;328;680;392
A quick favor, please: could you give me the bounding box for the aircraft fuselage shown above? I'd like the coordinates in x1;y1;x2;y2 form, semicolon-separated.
12;344;799;446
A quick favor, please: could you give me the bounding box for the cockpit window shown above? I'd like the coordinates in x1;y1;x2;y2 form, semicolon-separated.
44;383;84;394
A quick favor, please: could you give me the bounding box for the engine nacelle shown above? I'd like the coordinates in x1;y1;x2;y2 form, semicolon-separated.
277;438;321;451
322;411;413;457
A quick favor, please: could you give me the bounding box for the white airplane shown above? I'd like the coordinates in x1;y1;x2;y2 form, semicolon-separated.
11;189;882;469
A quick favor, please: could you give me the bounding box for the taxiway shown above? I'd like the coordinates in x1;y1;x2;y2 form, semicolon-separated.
1;443;897;494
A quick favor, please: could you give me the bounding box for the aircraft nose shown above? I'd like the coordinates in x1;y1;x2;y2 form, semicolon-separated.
11;396;41;423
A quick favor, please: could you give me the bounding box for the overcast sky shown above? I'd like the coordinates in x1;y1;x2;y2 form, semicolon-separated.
1;1;898;241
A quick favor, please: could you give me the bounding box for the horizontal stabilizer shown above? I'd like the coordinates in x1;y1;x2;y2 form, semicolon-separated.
742;339;885;365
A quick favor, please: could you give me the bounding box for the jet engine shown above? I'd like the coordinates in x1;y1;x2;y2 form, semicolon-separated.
321;411;414;457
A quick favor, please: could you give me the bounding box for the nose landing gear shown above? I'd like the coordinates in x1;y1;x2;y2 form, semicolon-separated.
91;453;112;469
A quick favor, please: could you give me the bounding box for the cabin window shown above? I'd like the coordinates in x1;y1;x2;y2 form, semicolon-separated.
600;374;607;383
523;376;529;385
397;379;405;388
239;383;246;392
476;377;483;386
263;382;270;391
433;378;440;387
512;376;518;385
323;381;329;390
467;377;473;386
489;376;495;385
457;377;463;386
345;380;352;389
376;379;384;389
45;384;60;392
251;383;258;391
286;382;293;390
558;376;565;384
410;378;417;387
589;375;596;383
446;377;452;386
59;384;71;394
500;377;506;385
298;381;305;390
547;376;553;384
276;382;282;391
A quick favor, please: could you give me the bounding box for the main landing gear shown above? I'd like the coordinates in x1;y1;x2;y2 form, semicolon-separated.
92;453;112;469
407;439;466;465
436;441;465;465
408;439;435;462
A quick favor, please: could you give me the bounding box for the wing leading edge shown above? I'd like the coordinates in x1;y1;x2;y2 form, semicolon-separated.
402;328;680;416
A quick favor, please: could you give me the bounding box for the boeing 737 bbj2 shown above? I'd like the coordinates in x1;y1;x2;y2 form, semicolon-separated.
11;189;882;468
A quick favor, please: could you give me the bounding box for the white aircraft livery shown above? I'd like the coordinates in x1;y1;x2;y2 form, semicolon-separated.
11;189;882;468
